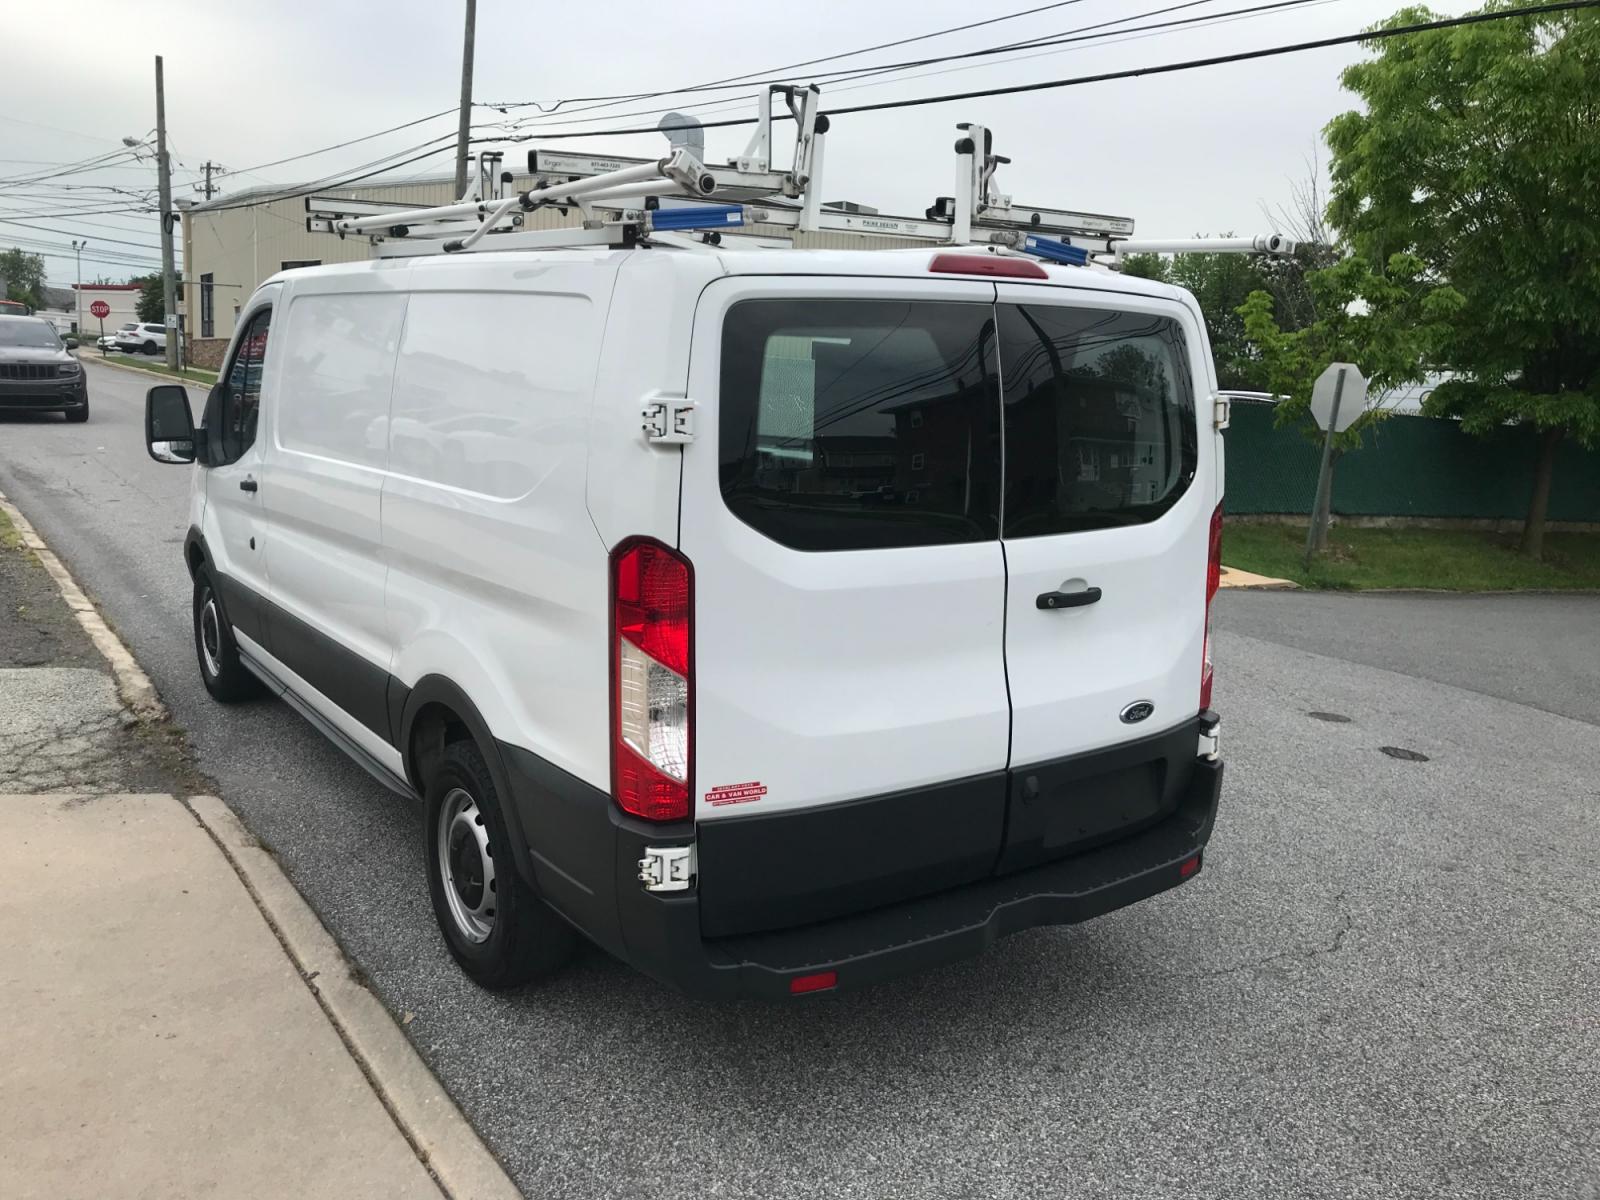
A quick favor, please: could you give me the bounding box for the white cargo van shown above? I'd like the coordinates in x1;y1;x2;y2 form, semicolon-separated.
144;245;1225;998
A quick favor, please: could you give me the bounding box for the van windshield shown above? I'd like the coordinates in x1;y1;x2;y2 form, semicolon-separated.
718;297;1196;551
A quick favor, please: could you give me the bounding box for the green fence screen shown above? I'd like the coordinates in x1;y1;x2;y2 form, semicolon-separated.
1223;401;1600;521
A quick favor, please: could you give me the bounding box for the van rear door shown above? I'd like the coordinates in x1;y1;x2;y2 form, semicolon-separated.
990;286;1214;872
679;275;1011;935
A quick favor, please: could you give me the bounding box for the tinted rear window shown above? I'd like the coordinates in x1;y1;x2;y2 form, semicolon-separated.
718;299;1000;552
997;304;1196;537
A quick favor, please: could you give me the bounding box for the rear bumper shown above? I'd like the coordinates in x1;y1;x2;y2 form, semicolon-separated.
501;738;1223;1000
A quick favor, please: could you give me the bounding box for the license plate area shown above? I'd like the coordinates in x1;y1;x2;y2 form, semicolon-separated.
994;719;1197;875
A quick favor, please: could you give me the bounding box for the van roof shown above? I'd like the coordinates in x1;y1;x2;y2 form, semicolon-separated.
266;244;1192;304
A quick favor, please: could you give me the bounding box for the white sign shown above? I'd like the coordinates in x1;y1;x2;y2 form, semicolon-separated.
164;314;179;328
1310;363;1368;433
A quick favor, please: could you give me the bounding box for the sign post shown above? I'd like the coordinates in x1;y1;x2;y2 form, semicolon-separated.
1303;363;1368;567
89;300;110;356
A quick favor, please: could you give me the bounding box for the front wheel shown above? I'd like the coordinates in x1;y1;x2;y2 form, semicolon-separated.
143;341;158;355
64;398;89;424
425;739;576;989
193;568;262;702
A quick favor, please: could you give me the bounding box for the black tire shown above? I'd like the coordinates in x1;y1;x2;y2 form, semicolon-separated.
64;398;88;423
142;340;158;355
192;567;262;702
425;739;576;989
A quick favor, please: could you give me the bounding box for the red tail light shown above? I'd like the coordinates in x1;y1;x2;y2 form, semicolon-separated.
611;538;692;822
1200;502;1223;710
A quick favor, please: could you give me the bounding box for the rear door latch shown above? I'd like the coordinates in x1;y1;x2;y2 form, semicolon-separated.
642;397;696;444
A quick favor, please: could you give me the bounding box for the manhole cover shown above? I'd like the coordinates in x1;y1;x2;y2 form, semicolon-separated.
1308;711;1352;723
1380;746;1430;762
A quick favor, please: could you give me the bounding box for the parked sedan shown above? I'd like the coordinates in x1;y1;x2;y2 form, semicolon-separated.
99;322;138;351
114;322;168;355
0;315;89;422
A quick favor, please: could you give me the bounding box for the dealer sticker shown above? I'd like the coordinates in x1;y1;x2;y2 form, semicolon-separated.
705;781;768;807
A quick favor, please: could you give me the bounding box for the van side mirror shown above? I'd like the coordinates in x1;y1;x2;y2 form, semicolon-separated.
145;384;197;464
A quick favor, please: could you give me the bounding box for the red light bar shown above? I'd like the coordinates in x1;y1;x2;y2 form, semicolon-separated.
929;254;1048;279
789;970;838;995
1179;854;1201;879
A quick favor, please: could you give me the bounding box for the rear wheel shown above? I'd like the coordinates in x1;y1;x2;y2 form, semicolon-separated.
425;738;576;989
192;567;261;701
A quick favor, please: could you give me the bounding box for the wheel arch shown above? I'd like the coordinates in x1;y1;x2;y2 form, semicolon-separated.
399;675;540;889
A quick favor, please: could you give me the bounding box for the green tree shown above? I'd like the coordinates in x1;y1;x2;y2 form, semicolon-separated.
1239;253;1462;549
130;273;164;324
1120;235;1334;391
0;248;46;311
1117;244;1276;390
1325;2;1600;559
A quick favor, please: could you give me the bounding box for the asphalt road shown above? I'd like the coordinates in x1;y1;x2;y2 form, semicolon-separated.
3;358;1597;1200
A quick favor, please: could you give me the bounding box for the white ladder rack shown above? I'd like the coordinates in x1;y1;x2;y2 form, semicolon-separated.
304;82;1296;266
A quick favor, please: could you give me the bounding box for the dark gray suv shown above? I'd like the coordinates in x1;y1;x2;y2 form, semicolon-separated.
0;316;88;422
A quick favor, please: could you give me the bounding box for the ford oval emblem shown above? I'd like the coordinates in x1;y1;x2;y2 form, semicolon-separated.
1120;701;1155;725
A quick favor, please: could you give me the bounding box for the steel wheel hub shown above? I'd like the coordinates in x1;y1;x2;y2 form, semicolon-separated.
200;597;222;677
438;786;496;943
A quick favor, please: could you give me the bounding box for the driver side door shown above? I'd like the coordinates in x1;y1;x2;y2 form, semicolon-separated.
200;298;276;653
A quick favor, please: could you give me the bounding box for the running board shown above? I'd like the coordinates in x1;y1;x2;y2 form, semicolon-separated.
238;648;416;799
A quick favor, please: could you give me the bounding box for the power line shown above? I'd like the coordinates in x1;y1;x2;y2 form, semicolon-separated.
485;0;1101;113
502;0;1329;135
219;107;459;179
487;2;1600;143
0;218;161;250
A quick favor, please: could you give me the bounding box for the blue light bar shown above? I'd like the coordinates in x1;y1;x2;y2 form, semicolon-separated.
1021;234;1089;267
648;204;745;232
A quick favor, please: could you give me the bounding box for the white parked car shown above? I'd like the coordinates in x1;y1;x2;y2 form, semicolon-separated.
99;322;138;351
142;247;1225;999
115;322;167;355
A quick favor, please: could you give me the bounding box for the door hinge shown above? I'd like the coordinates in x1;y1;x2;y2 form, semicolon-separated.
642;397;696;444
638;844;696;892
1212;392;1232;430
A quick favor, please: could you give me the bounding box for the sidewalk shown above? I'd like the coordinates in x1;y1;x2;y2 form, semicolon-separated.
0;496;520;1199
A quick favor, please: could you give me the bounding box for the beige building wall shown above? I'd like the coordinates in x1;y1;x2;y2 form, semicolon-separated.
182;173;926;339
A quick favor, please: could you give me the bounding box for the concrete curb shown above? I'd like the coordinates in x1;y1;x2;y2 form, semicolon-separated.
0;489;167;720
187;795;523;1200
80;353;216;387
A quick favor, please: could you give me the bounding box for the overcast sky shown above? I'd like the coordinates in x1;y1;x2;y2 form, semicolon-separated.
3;0;1474;288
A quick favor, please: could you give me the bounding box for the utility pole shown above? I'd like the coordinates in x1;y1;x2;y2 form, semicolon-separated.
154;55;179;370
201;160;217;200
453;0;477;198
71;239;86;334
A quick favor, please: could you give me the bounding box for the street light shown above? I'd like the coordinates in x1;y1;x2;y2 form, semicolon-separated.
70;239;87;334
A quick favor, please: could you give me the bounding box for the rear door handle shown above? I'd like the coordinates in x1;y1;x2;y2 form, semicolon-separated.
1037;586;1101;610
239;478;258;493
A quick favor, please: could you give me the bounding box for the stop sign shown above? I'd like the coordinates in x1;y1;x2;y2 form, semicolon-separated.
89;300;110;320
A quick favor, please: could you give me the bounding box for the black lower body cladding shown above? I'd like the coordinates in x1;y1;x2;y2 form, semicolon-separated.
501;719;1223;1000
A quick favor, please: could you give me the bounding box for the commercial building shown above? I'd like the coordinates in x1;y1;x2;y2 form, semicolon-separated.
71;282;141;334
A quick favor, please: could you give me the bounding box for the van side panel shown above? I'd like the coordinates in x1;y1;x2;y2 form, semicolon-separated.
263;277;410;738
382;258;615;798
